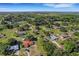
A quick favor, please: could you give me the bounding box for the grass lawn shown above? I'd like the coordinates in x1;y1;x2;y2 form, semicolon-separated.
0;28;21;43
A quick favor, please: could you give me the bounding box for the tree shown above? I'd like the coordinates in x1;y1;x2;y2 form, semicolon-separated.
64;40;75;53
53;48;64;56
74;32;79;37
0;42;9;55
44;41;57;56
37;37;57;56
0;25;4;31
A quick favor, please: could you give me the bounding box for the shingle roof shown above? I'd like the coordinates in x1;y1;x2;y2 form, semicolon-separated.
23;39;33;48
0;34;5;38
50;34;57;40
9;44;19;51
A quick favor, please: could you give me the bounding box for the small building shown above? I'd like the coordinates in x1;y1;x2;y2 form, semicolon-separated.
9;44;19;51
16;31;26;36
23;39;33;48
5;38;20;55
0;33;6;38
53;25;60;29
59;33;72;40
49;34;58;41
46;34;58;41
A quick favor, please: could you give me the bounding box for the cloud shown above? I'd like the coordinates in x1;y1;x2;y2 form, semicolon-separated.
0;8;8;10
43;3;74;8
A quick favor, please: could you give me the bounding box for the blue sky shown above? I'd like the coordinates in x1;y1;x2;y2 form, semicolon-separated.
0;3;79;12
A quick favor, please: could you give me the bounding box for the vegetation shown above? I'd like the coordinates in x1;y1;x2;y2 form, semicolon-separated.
0;12;79;56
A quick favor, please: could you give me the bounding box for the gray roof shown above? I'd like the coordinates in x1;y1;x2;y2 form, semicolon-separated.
16;31;26;35
0;34;5;38
9;44;19;51
50;34;58;40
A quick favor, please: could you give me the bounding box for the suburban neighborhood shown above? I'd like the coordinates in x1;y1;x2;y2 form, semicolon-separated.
0;12;79;56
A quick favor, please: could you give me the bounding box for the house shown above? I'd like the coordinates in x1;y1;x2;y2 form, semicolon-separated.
9;44;19;51
9;38;20;51
52;25;60;29
5;44;20;55
59;33;72;40
0;33;6;38
23;39;33;48
16;30;26;36
73;41;79;52
76;40;79;46
46;34;58;41
49;34;58;41
5;39;20;55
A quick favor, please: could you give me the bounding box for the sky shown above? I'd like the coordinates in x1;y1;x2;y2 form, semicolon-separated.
0;3;79;12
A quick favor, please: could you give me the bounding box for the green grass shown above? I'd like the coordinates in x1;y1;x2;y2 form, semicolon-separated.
0;28;19;43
